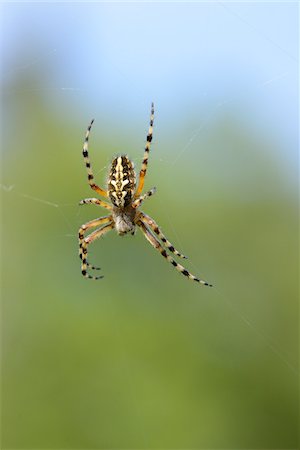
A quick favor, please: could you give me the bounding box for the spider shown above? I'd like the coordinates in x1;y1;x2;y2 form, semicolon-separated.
78;103;212;286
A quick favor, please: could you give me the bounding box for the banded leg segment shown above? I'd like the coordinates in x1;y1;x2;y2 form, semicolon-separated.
80;223;114;279
79;216;111;271
135;103;154;198
132;187;156;209
139;212;187;259
79;198;112;210
138;220;212;286
83;120;108;198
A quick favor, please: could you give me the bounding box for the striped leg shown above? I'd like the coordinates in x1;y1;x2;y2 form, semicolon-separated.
135;103;154;198
138;220;212;286
83;120;108;198
139;212;187;259
79;216;111;272
79;198;112;210
80;222;114;279
132;187;156;209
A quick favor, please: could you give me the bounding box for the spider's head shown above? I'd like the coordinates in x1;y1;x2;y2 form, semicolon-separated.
108;155;136;208
113;208;136;236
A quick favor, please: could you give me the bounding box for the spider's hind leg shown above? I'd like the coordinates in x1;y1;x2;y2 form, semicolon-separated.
135;103;154;198
79;198;112;210
82;120;108;198
132;187;156;209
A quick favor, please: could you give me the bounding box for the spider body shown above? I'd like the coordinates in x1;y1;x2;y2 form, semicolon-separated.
108;155;137;235
78;103;212;286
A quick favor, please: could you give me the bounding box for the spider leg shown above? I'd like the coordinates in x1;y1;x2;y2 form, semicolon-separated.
79;198;112;210
137;220;212;286
135;102;154;198
80;222;114;280
82;119;108;198
132;187;156;209
139;212;187;259
79;216;112;272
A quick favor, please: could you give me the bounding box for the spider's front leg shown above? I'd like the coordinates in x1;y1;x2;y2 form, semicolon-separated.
79;216;112;277
82;119;108;198
137;219;212;286
139;212;187;259
80;223;114;280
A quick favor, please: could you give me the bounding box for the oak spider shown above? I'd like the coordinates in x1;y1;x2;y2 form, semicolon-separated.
78;103;212;286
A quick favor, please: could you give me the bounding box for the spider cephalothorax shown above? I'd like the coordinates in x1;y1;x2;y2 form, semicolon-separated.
78;103;212;286
112;202;137;236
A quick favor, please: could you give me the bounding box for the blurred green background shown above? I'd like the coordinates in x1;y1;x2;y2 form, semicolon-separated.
1;2;298;449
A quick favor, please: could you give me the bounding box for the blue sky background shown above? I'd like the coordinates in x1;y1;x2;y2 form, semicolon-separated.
2;2;298;171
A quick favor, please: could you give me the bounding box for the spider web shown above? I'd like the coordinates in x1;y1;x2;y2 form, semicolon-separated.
1;62;297;378
2;71;298;374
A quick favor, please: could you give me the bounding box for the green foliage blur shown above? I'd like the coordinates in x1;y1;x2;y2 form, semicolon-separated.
1;74;298;448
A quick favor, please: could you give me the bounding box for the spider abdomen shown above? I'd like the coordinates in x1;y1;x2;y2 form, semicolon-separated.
108;155;136;208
